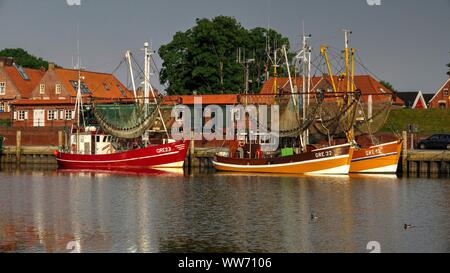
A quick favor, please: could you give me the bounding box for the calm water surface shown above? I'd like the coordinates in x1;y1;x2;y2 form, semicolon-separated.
0;166;448;253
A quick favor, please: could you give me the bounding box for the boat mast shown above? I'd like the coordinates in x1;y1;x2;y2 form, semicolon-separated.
282;45;296;106
125;50;138;102
302;32;312;149
273;49;278;94
343;29;355;142
143;42;170;139
73;31;84;154
344;29;351;93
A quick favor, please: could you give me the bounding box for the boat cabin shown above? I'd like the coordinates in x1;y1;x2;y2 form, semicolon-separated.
69;128;115;155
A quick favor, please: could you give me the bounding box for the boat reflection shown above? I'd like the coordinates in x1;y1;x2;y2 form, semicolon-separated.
56;167;185;177
348;173;400;181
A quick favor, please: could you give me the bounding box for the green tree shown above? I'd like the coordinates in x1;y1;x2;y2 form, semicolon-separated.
380;80;397;92
159;16;291;95
0;48;55;69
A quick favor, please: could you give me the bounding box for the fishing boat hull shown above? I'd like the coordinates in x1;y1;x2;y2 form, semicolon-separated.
350;140;402;173
56;140;189;170
213;144;354;174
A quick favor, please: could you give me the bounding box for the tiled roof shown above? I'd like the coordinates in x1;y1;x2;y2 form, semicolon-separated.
260;75;405;106
11;98;77;106
54;68;133;99
4;66;45;98
163;94;239;105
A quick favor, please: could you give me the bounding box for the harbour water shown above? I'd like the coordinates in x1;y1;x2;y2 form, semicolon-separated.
0;166;448;253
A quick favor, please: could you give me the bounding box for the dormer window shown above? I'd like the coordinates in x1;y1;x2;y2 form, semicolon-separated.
55;83;62;95
40;84;45;94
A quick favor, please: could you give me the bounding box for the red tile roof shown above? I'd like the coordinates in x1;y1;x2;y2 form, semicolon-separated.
54;68;133;99
163;94;239;105
11;98;77;106
260;75;405;106
4;66;45;98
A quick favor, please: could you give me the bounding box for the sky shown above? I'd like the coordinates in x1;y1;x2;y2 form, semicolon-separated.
0;0;449;93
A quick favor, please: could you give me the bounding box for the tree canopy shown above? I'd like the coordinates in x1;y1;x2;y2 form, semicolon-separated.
159;16;291;95
380;80;397;92
0;48;55;70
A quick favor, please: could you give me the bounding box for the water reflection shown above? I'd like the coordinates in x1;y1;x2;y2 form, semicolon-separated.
0;167;448;253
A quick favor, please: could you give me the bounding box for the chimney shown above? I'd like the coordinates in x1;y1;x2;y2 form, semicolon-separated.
48;62;55;70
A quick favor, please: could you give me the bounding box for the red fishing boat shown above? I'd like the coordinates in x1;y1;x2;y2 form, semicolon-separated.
55;138;189;170
56;42;189;171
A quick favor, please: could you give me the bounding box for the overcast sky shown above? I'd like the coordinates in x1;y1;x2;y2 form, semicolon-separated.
0;0;449;93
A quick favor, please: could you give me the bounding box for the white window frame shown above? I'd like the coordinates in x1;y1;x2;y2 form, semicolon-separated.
55;83;62;95
65;109;75;120
231;108;241;121
18;110;28;121
39;84;45;94
48;109;58;121
0;82;6;95
0;103;5;112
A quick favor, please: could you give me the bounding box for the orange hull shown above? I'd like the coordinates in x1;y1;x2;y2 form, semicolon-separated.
213;144;354;175
350;140;402;173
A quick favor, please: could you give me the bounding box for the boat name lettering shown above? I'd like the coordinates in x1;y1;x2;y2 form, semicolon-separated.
365;148;382;157
156;147;172;154
315;150;333;158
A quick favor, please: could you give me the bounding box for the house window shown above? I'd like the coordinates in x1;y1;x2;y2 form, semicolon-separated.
65;109;75;120
444;89;449;97
0;82;6;95
40;84;46;94
55;84;62;95
48;110;58;120
0;103;4;112
17;110;28;121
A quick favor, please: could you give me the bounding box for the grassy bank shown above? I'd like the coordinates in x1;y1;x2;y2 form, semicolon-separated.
381;109;450;135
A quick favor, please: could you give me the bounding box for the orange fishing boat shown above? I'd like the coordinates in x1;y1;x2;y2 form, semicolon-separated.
350;140;402;173
213;143;354;174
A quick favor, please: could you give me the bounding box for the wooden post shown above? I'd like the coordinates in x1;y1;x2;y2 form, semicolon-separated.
190;130;195;169
402;131;408;175
58;130;64;148
16;130;21;163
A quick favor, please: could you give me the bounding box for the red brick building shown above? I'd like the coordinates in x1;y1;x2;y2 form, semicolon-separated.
0;57;45;118
11;63;133;128
428;77;450;109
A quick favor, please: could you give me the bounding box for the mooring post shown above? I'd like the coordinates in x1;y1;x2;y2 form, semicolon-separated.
402;130;408;175
58;131;64;149
16;130;21;163
190;130;195;169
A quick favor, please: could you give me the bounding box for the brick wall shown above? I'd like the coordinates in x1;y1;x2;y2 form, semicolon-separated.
0;127;66;146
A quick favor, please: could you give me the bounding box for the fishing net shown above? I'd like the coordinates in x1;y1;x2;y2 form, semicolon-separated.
93;102;161;139
353;94;393;136
308;92;360;140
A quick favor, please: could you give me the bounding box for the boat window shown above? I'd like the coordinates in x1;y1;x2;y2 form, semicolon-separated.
103;136;107;142
96;136;100;142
